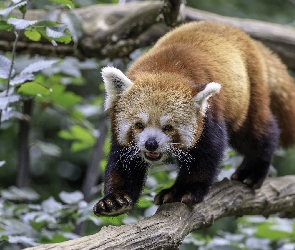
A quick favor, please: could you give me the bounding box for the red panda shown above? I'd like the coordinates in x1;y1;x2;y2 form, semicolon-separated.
93;21;295;216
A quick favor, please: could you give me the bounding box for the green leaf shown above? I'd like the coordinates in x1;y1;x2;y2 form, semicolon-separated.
7;18;37;30
35;22;72;44
34;141;61;157
0;95;20;109
0;1;27;18
59;191;84;204
10;73;35;86
18;82;51;96
1;186;39;201
50;234;67;243
71;125;94;142
35;20;59;27
24;30;41;41
0;55;14;79
19;5;27;15
71;141;92;151
256;222;291;241
41;197;63;213
0;20;13;31
46;24;67;38
50;87;81;107
137;197;153;208
20;59;58;75
60;11;82;43
59;125;95;151
31;220;47;230
58;130;75;140
0;107;20;122
8;236;37;246
50;0;75;9
52;34;72;44
101;214;126;226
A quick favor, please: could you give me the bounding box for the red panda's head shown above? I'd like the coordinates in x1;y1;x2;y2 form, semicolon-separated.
102;67;221;164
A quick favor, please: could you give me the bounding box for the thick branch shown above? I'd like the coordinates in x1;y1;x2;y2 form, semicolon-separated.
1;2;295;69
25;176;295;250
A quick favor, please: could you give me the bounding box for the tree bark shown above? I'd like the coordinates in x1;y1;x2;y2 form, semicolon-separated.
1;2;295;69
25;176;295;250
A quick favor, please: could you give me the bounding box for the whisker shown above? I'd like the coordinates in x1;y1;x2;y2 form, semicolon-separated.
168;146;194;174
113;145;140;168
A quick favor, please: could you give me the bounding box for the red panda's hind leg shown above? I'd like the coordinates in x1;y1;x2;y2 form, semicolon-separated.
230;115;279;189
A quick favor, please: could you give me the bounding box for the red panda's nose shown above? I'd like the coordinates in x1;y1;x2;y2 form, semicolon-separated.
145;138;158;152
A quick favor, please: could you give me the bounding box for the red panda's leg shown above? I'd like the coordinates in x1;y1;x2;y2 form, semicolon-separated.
155;116;227;205
230;114;279;189
93;139;148;216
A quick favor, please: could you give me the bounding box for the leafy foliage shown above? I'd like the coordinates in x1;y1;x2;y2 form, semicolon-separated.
0;187;100;249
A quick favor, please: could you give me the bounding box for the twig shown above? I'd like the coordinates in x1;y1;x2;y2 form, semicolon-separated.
17;99;33;188
5;31;20;96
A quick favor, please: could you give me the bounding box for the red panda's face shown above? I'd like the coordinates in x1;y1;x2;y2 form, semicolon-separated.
114;86;198;163
101;67;221;164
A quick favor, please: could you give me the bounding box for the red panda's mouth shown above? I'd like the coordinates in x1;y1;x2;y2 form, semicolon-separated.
144;152;163;162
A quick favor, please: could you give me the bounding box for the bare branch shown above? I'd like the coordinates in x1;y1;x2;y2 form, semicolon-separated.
1;2;295;69
25;176;295;250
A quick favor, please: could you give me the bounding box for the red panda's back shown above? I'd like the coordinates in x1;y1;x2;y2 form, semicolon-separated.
128;21;254;131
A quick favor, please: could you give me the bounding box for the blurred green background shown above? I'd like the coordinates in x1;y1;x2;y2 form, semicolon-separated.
0;0;295;249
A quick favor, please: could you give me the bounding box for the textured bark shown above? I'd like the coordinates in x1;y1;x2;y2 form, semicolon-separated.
25;176;295;250
1;2;295;69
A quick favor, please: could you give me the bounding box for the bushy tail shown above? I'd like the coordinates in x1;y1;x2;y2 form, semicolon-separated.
257;42;295;148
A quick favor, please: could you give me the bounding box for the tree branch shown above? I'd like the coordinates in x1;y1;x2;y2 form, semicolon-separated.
25;176;295;250
1;2;295;69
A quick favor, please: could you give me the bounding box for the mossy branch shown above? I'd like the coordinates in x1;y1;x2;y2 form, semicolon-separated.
1;2;295;69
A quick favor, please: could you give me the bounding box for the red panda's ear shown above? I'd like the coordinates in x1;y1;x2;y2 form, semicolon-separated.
101;67;134;110
193;82;221;116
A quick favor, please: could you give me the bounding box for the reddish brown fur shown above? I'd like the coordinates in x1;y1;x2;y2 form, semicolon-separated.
126;21;295;148
94;21;295;216
254;41;295;147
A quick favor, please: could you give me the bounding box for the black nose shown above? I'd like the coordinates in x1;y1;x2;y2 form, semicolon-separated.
145;138;158;152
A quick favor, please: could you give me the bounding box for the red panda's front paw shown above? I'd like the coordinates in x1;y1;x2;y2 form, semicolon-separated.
93;192;134;217
154;187;205;206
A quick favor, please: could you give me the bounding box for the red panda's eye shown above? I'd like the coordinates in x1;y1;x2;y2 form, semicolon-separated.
163;125;173;132
135;122;145;130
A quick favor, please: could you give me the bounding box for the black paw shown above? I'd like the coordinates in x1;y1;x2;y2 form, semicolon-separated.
154;187;205;206
231;165;268;189
93;192;134;216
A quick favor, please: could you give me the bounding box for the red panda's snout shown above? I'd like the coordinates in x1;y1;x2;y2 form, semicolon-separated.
136;127;171;164
145;138;158;151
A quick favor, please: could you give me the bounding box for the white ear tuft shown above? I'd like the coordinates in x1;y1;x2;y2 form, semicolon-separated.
194;82;221;116
101;66;134;110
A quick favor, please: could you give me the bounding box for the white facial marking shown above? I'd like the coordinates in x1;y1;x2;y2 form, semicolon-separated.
137;112;149;124
194;82;221;116
160;115;172;127
117;119;132;145
136;127;170;152
179;124;195;148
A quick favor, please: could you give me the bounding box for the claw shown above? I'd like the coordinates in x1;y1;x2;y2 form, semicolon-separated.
93;192;134;217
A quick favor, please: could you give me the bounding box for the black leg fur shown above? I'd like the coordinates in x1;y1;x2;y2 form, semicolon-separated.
230;115;279;189
154;115;228;205
93;139;148;216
